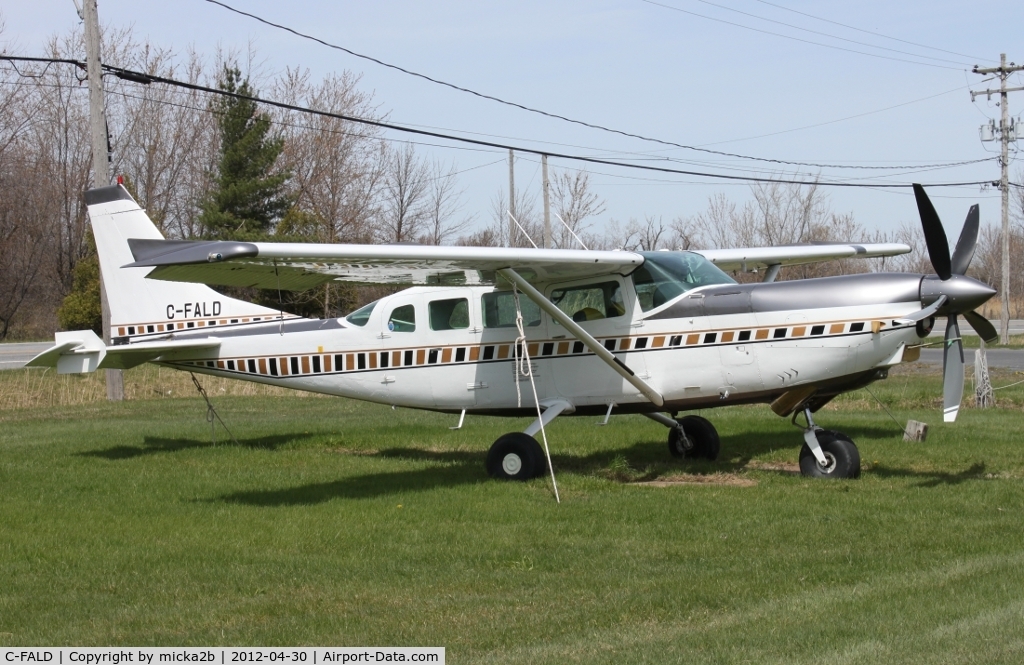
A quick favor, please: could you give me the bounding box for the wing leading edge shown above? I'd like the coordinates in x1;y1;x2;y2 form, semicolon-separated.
124;238;911;290
695;243;911;272
125;239;645;289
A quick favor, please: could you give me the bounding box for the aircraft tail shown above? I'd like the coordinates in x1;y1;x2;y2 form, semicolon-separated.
86;184;291;342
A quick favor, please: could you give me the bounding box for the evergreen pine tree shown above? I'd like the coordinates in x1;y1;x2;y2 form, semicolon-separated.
200;66;292;240
57;229;103;335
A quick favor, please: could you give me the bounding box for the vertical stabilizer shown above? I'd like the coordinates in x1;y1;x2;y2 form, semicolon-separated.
86;185;295;341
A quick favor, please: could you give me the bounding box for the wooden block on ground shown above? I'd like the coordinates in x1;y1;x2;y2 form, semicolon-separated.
904;420;928;442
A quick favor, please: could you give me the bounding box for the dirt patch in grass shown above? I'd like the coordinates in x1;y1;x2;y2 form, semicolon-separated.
633;473;757;487
744;460;801;475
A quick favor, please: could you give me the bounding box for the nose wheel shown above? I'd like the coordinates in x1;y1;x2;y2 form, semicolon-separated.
795;408;860;479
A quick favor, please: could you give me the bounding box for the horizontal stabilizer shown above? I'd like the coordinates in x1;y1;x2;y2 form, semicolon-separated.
27;330;221;373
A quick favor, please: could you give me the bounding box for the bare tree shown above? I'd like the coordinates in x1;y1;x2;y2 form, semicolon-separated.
487;186;539;248
552;168;605;249
419;161;473;246
377;143;429;243
274;68;385;246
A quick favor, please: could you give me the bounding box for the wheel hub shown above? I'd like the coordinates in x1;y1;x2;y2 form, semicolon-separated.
502;453;523;476
817;451;838;474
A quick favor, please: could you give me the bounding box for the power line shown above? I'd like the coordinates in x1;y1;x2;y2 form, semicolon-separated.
750;0;990;64
6;72;987;176
198;0;967;171
0;55;994;190
639;0;965;71
683;0;970;67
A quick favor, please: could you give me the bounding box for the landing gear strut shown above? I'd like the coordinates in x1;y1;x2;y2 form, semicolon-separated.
795;408;860;479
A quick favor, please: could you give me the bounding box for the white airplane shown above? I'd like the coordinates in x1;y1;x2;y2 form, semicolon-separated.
31;184;996;481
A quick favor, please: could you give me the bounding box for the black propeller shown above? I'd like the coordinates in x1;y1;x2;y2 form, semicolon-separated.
912;184;997;422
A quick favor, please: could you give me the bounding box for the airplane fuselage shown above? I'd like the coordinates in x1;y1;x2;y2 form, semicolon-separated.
133;271;935;417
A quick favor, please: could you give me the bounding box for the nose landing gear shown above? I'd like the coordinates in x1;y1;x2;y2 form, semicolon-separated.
795;408;860;479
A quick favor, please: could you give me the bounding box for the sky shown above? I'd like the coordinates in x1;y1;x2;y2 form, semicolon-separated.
3;0;1022;243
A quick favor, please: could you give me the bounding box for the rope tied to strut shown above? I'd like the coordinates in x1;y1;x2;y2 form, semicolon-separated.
511;283;560;503
190;372;240;446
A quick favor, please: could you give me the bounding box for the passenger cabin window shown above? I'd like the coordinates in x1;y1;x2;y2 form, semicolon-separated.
387;304;416;332
429;298;469;330
550;281;624;323
345;299;378;327
632;251;737;312
482;291;541;328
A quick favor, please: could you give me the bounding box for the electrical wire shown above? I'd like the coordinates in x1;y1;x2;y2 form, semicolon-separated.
0;55;996;190
683;0;970;67
750;0;990;64
199;0;972;171
639;0;965;71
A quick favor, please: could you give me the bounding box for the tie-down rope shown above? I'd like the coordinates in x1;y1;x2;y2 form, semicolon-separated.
511;284;560;503
190;372;240;446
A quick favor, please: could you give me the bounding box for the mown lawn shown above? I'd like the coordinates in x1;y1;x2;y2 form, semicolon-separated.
1;366;1023;662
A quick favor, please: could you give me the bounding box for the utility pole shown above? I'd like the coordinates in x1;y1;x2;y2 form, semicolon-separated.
507;149;515;247
81;0;123;400
542;154;551;249
972;54;1024;344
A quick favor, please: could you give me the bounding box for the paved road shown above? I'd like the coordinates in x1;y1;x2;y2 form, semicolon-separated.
918;347;1024;371
928;318;1024;337
0;342;51;370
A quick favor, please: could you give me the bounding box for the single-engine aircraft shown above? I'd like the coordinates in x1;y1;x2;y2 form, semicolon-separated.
31;184;997;480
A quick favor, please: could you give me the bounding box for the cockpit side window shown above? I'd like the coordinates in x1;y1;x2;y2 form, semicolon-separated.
632;252;736;311
550;281;624;323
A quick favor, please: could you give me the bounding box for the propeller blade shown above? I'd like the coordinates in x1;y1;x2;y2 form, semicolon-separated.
963;309;999;344
950;204;980;276
942;315;964;423
913;183;952;280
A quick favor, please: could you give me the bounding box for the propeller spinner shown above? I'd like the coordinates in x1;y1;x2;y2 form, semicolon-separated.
912;184;997;422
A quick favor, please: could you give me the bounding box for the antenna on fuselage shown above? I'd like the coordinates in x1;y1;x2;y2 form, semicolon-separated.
507;211;538;249
554;212;590;251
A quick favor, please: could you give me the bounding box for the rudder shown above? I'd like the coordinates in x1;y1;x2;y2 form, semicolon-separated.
86;185;293;341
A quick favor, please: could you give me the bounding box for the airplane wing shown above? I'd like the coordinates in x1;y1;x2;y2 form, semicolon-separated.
124;239;645;289
124;238;910;290
695;243;910;272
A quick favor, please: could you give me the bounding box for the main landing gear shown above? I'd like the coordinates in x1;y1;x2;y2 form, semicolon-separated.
645;412;721;461
486;400;570;481
795;408;860;479
486;432;547;481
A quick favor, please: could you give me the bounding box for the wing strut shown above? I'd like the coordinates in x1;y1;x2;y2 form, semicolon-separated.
496;268;665;407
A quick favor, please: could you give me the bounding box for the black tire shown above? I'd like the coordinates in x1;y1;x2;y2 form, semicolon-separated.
799;430;860;479
487;432;545;480
667;415;721;460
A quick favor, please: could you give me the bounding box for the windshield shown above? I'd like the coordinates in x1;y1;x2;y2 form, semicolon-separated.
632;251;736;311
344;299;378;327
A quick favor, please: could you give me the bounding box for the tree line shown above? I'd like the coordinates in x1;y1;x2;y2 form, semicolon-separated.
1;26;1021;339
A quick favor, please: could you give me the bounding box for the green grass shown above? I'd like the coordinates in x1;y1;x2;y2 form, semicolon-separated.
2;367;1024;662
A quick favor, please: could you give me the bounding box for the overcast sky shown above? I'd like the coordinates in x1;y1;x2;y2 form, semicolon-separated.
3;0;1022;242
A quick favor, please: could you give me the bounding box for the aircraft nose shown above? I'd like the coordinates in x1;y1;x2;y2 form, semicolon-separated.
920;274;997;314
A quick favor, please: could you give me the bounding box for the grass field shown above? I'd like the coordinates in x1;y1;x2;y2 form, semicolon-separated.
2;364;1024;662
